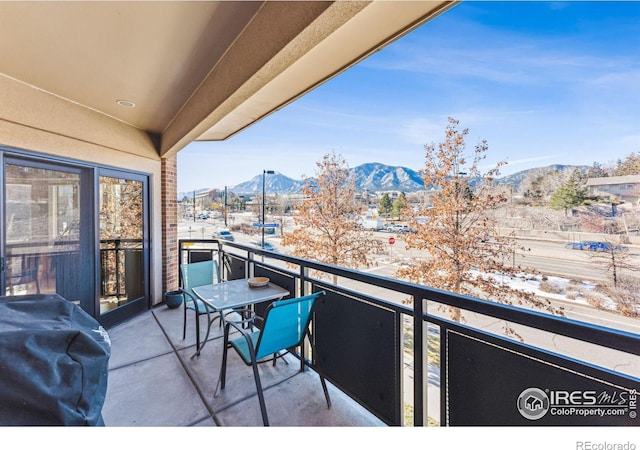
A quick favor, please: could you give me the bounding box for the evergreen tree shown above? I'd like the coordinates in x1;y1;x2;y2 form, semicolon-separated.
379;193;392;218
549;170;585;215
391;192;408;219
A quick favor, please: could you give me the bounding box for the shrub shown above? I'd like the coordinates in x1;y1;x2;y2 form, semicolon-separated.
584;292;604;309
539;280;564;295
607;275;640;317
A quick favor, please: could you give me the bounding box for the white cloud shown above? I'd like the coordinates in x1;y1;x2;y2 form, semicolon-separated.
396;116;449;146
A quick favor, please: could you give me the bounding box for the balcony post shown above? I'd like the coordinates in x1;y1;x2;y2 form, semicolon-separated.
413;291;424;426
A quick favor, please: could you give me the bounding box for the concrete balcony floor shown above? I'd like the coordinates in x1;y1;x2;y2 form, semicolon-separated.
101;304;386;427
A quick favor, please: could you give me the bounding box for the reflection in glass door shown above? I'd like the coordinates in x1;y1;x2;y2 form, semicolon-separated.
99;175;146;316
4;162;87;305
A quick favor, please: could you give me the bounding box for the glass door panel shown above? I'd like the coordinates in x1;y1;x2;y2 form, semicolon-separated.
4;163;83;302
99;176;145;315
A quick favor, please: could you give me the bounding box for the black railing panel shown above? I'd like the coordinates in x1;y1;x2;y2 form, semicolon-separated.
223;253;246;281
312;287;402;425
253;264;296;318
187;251;214;263
178;240;220;266
446;324;640;426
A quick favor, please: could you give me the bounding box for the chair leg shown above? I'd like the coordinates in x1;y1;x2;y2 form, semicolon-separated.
182;304;187;340
194;309;201;356
308;335;331;409
319;375;332;409
201;316;215;352
193;309;216;357
271;350;290;367
251;359;269;426
214;325;231;397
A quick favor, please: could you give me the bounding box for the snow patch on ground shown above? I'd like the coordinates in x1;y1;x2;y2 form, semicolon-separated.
469;269;626;312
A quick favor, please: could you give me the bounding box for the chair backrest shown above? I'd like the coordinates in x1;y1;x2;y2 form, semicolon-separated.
254;291;325;360
7;254;39;284
180;260;220;293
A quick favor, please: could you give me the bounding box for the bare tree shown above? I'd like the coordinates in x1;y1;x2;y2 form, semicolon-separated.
579;210;606;233
518;166;580;206
269;193;293;237
587;236;638;288
614;152;640;176
281;152;384;282
607;275;640;318
397;118;562;333
585;235;640;318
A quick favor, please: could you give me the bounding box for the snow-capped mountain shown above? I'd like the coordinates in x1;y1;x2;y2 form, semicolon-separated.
230;163;425;194
231;172;306;194
351;162;424;192
181;162;591;197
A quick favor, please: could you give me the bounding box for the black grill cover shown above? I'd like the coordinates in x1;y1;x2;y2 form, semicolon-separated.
0;294;111;426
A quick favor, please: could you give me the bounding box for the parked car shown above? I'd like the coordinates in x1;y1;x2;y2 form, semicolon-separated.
251;241;278;252
564;241;625;252
213;229;234;241
565;242;588;250
388;224;412;234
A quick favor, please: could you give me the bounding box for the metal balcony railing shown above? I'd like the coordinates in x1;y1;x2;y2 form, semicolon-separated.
99;238;143;299
178;239;640;427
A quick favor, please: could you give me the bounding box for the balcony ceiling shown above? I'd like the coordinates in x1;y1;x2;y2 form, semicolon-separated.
0;1;455;159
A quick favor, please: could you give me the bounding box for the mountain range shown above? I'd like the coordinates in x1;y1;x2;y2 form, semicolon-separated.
178;162;588;198
229;162;426;195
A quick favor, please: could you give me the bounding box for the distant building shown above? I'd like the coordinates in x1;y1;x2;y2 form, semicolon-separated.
586;175;640;205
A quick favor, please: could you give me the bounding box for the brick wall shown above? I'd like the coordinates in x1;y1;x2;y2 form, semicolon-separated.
161;156;178;294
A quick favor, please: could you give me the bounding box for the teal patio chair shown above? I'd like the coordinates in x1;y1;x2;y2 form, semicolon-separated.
215;291;331;426
179;260;221;356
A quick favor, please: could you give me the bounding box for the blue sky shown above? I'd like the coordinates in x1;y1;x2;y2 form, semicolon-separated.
177;1;640;192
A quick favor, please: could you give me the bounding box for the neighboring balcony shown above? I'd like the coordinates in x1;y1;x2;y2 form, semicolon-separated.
102;239;640;426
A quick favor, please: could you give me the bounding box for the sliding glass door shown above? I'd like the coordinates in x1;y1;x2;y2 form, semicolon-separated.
98;172;148;321
3;159;94;312
2;155;149;326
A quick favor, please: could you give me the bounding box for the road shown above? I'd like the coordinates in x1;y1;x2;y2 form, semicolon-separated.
373;230;640;284
181;213;635;279
352;257;640;331
513;237;640;283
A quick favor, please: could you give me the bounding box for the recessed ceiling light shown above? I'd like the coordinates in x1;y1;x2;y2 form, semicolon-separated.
116;99;136;108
